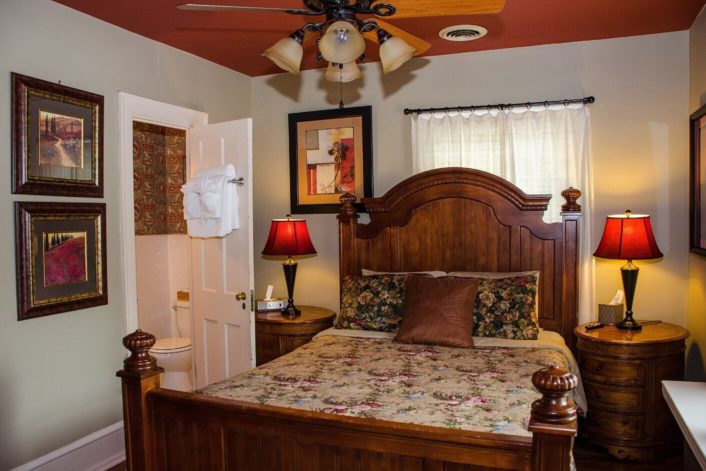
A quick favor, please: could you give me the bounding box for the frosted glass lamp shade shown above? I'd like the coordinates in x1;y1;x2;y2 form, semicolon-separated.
319;21;365;65
379;36;416;74
263;36;304;75
325;62;362;83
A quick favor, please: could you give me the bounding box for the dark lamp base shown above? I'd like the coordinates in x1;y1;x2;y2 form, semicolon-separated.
616;314;642;330
281;304;301;319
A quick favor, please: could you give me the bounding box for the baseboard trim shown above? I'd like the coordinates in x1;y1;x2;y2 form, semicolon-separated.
11;421;125;471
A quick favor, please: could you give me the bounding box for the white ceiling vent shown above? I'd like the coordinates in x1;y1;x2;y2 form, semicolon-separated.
439;25;488;42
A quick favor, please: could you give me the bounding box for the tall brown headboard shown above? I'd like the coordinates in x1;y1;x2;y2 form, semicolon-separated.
338;168;582;345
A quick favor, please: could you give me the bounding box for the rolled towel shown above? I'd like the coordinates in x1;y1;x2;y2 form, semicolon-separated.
199;175;225;219
181;180;202;220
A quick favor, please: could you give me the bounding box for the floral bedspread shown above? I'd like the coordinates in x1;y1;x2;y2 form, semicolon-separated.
199;332;577;437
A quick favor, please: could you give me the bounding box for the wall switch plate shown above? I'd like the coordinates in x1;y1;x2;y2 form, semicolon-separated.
257;298;285;311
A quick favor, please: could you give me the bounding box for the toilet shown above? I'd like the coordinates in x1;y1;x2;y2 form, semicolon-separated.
150;300;193;391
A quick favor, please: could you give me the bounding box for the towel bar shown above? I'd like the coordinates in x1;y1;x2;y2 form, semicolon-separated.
228;177;245;186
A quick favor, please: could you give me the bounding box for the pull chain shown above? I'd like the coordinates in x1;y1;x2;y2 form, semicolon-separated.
339;64;344;108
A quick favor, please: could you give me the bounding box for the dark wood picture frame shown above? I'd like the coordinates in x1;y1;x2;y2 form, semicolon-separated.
288;106;372;214
690;102;706;256
12;72;104;197
15;202;108;320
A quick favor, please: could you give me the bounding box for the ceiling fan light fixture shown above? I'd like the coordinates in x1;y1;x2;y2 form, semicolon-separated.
378;34;416;74
324;62;362;83
262;30;304;74
319;20;366;65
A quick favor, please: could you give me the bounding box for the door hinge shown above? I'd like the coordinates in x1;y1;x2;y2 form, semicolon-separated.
250;289;254;312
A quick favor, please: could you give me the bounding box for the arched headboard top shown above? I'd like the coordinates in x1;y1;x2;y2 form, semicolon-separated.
338;168;582;344
369;167;552;212
341;168;580;240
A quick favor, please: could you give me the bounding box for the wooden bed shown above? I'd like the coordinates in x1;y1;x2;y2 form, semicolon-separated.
119;167;582;471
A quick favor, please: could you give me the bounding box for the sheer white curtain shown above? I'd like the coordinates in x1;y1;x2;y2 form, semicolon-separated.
411;104;594;323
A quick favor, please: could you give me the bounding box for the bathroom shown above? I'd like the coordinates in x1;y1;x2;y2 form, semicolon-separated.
132;121;193;391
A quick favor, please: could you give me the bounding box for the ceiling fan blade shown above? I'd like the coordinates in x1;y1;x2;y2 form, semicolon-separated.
362;20;431;55
176;3;315;15
387;0;505;18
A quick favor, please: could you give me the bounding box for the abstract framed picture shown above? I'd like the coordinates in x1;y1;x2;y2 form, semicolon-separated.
15;202;107;320
288;106;372;213
12;72;104;197
691;102;706;256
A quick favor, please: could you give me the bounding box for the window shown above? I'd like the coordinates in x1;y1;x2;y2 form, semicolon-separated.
411;103;594;323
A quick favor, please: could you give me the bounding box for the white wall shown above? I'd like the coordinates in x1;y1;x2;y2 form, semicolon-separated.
135;234;190;339
0;1;251;468
252;32;690;328
687;5;706;381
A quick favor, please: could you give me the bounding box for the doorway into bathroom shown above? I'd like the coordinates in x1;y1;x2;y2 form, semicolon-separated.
118;93;255;390
132;121;190;341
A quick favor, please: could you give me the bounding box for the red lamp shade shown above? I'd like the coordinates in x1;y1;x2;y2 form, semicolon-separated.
593;211;663;261
262;216;316;257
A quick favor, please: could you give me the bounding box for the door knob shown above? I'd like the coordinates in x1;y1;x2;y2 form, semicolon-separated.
235;292;247;301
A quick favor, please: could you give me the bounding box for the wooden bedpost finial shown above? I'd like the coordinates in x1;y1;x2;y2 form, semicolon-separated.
560;187;581;213
338;192;358;219
122;329;158;373
530;365;578;426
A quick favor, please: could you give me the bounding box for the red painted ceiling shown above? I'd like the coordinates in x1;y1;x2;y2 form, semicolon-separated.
52;0;705;77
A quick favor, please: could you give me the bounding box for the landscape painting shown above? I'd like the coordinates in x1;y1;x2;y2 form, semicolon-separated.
12;72;103;197
39;110;84;168
289;106;372;214
42;231;87;286
15;202;107;320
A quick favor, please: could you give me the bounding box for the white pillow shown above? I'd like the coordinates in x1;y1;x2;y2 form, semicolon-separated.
362;268;447;278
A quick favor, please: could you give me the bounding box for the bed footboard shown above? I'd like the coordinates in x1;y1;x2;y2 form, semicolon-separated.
118;330;577;471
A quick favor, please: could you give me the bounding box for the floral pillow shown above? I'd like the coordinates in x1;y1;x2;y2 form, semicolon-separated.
469;274;540;340
336;274;408;332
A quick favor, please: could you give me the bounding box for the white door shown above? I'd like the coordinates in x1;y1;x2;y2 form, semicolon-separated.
189;118;254;388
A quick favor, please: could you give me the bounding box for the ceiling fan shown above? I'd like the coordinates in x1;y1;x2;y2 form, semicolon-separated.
177;0;506;82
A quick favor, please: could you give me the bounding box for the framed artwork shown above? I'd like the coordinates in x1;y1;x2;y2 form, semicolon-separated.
12;72;104;197
691;103;706;256
288;106;372;213
15;202;108;320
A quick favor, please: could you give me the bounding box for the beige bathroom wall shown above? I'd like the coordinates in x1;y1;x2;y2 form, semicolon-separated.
0;1;251;468
252;32;689;330
687;5;706;381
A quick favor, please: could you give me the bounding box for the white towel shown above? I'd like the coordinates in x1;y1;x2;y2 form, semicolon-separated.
181;180;202;220
185;164;240;238
199;175;225;219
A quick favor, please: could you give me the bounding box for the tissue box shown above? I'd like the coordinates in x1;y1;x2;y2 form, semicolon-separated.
598;304;624;324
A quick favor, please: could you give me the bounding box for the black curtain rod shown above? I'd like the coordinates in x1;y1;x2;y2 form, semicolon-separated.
404;96;595;115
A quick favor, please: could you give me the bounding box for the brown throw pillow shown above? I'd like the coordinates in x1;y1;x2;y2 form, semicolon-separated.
394;275;480;348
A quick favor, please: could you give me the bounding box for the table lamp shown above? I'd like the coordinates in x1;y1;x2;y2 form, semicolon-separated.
593;210;663;330
261;215;316;319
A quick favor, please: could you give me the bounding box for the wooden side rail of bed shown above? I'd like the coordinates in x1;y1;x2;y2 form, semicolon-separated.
118;330;577;471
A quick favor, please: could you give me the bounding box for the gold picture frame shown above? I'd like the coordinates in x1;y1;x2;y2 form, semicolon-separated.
12;72;104;197
15;202;107;320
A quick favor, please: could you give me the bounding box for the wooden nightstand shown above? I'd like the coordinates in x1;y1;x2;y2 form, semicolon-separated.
575;322;689;463
255;305;335;366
